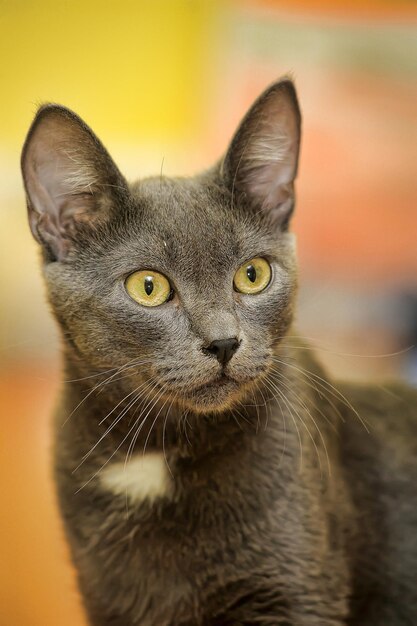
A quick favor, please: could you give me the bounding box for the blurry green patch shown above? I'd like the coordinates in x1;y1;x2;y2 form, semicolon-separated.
234;15;417;77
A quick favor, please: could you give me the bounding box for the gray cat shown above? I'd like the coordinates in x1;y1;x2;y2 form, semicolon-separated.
21;79;417;625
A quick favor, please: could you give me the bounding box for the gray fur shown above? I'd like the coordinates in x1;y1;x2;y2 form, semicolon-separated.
21;79;417;625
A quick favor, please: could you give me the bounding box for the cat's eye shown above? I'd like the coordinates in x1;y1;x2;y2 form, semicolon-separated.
125;270;173;307
233;257;272;294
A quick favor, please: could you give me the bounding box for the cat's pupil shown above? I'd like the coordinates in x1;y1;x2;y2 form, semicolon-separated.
144;277;154;296
246;265;256;283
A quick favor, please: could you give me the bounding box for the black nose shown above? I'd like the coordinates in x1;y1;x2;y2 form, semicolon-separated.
204;337;240;365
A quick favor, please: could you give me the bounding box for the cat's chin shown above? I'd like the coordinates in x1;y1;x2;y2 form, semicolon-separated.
178;375;250;414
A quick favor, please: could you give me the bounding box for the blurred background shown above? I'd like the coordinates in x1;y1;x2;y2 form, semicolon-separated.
1;1;416;624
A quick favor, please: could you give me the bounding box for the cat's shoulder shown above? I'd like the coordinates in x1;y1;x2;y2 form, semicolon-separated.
338;379;417;476
340;379;417;430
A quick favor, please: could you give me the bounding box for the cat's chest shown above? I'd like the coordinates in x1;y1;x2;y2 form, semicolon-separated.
96;449;278;571
96;441;287;552
99;451;173;505
97;439;270;511
80;445;312;621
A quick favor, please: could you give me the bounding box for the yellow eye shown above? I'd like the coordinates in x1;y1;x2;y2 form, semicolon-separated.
125;270;172;307
233;257;272;294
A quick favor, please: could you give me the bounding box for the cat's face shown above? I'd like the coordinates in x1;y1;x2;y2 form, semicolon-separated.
21;80;301;413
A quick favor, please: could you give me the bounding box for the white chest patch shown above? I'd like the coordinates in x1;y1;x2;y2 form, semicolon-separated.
100;452;172;505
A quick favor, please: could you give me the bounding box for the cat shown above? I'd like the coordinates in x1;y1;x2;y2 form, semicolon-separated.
21;79;417;626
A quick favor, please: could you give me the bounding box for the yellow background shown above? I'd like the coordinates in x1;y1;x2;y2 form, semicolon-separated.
0;0;220;142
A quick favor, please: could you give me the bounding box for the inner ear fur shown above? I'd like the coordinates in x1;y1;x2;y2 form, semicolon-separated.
222;78;301;229
21;104;128;261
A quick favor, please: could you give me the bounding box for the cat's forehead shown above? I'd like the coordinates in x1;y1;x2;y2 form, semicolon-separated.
128;176;273;261
133;176;235;230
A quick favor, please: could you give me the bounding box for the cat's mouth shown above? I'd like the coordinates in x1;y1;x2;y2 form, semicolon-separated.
152;367;261;413
191;373;234;394
179;373;250;413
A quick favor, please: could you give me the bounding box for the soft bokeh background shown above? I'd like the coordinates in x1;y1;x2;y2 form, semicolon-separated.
1;1;416;624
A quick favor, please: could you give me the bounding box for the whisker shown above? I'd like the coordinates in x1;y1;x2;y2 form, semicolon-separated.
162;394;177;478
277;338;414;360
252;377;270;431
250;386;261;433
234;404;253;428
98;378;152;426
259;376;287;466
271;357;370;433
63;358;151;383
142;393;172;458
62;357;150;426
262;376;304;471
269;365;342;431
74;382;163;494
73;382;150;472
122;383;169;516
268;370;331;476
123;380;165;468
230;409;244;432
181;409;192;447
125;385;167;466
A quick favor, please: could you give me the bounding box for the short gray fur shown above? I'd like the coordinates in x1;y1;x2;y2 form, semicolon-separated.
21;79;417;625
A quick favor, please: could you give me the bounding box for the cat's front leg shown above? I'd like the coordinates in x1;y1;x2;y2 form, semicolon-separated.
206;592;347;626
80;594;137;626
210;609;346;626
86;613;130;626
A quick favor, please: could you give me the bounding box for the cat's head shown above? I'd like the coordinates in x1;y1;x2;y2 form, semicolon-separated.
21;79;301;413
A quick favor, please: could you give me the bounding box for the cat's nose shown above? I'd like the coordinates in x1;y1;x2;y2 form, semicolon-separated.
204;337;240;365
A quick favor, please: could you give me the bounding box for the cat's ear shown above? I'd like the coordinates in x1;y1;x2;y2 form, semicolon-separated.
221;79;301;229
21;104;128;261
